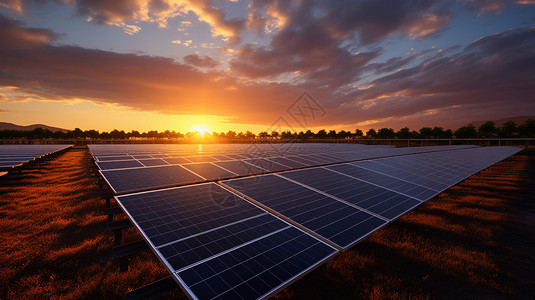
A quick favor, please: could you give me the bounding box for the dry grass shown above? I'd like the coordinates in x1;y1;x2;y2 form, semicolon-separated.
0;146;183;299
1;147;533;299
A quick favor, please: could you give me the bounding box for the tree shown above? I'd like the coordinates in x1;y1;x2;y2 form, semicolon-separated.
258;131;270;138
304;130;315;139
498;120;517;138
355;129;363;138
316;129;327;139
271;131;279;139
431;126;445;138
518;119;535;137
419;127;433;138
478;121;496;138
376;128;395;139
366;128;376;138
327;130;337;139
454;124;477;138
396;127;411;139
85;129;100;139
226;131;237;138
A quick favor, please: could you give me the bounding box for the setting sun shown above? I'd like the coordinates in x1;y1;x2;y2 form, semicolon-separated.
193;125;209;134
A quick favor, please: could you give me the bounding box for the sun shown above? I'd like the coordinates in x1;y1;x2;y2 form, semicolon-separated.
193;125;209;134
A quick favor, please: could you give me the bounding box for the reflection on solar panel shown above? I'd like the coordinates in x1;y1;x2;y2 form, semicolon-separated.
101;165;203;194
222;174;387;249
116;183;337;300
280;167;421;220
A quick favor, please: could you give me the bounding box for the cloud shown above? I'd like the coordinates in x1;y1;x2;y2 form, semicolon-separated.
230;0;453;90
2;0;245;41
330;26;535;128
462;0;535;13
0;13;306;126
183;54;219;68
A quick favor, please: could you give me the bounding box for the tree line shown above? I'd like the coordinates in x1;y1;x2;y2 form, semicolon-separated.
1;119;534;140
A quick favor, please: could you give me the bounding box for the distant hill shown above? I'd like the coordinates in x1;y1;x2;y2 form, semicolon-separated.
0;122;69;133
468;116;535;128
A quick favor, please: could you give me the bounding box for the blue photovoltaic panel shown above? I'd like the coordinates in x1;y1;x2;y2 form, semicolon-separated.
101;165;203;194
213;160;266;176
267;157;309;169
177;226;337;300
353;159;449;191
222;174;387;249
164;157;192;165
116;183;338;300
181;162;237;180
243;158;291;172
280;167;422;220
186;156;218;163
327;164;438;201
95;155;133;161
96;160;144;170
138;158;170;166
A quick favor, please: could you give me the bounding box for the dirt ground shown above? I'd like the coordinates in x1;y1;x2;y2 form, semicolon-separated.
0;146;533;299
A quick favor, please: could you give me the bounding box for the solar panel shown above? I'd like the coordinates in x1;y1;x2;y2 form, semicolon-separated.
181;162;237;180
280;167;422;220
213;160;266;176
163;157;192;164
95;155;133;161
242;158;291;172
222;174;387;249
100;165;203;194
327;164;438;201
0;145;72;170
96;160;144;170
186;156;218;163
138;158;170;167
267;157;309;168
115;183;338;300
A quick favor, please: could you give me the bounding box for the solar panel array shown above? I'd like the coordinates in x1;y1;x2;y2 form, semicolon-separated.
0;144;72;170
88;143;522;299
91;144;478;194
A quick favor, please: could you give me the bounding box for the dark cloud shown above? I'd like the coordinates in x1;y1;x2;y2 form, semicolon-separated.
329;26;535;129
231;0;452;90
183;54;219;68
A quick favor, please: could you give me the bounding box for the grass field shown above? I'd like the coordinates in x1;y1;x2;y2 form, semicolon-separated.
0;147;533;299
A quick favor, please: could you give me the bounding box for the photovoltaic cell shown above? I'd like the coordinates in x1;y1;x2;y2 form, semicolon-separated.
243;158;291;172
96;160;144;170
222;174;387;249
181;162;237;180
328;164;438;201
164;157;192;164
186;156;218;163
116;183;337;300
101;165;203;194
213;160;266;176
267;157;309;169
177;226;336;300
138;158;170;166
280;168;421;220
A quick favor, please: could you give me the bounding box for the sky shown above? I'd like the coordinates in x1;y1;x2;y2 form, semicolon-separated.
0;0;534;134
